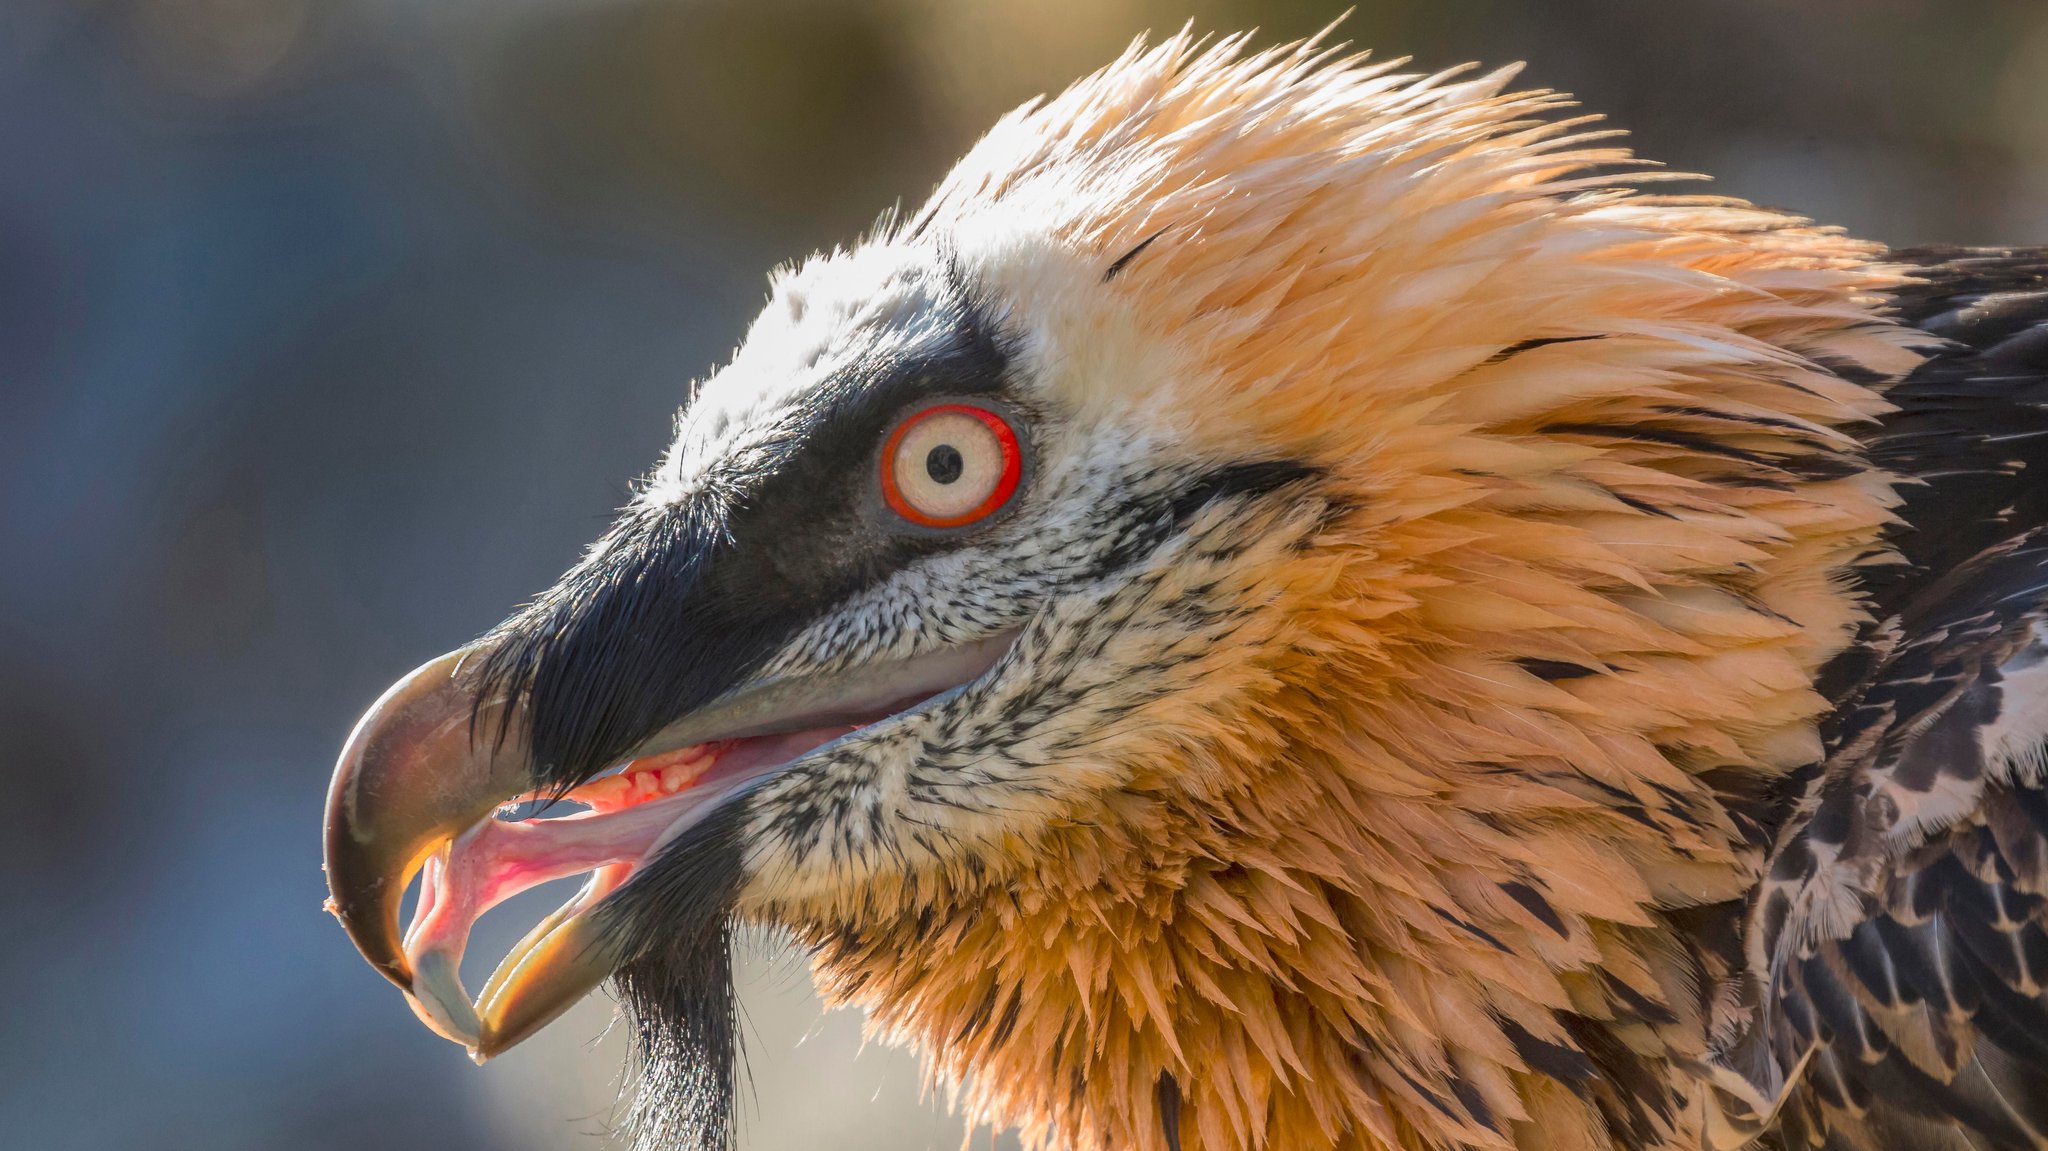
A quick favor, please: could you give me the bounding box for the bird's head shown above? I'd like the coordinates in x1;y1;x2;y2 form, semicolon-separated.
326;32;1924;1151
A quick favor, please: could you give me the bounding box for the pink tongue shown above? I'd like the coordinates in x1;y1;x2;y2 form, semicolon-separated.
403;795;686;969
400;723;863;976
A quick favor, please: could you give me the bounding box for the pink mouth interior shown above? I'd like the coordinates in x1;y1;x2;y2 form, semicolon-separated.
400;723;865;975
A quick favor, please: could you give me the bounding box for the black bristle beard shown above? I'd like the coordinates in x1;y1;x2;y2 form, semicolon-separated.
598;802;753;1151
615;925;741;1151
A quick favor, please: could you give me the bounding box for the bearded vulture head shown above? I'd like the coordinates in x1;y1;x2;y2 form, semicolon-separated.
324;30;2048;1151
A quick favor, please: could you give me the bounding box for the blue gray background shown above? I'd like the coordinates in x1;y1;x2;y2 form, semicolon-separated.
6;1;2046;1147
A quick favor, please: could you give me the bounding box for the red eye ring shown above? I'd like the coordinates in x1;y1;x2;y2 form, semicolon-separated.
879;403;1023;529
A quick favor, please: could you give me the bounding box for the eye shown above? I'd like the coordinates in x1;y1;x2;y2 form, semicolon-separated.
879;403;1023;529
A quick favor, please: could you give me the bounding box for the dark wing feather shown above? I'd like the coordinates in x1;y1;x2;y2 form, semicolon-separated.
1862;248;2048;618
1759;536;2048;1151
1711;251;2048;1151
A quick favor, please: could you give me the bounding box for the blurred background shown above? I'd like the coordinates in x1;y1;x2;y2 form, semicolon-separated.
5;0;2048;1148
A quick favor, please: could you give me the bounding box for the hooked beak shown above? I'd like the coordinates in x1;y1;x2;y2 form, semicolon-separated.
321;648;623;1058
323;633;1017;1062
323;649;520;992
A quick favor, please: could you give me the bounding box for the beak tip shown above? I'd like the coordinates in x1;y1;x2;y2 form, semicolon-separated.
323;646;527;1023
326;888;417;989
468;1020;534;1065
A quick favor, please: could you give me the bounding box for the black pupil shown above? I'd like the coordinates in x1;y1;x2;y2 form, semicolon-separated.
925;443;965;485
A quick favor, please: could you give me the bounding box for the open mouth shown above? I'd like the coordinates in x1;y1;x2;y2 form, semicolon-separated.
323;632;1018;1061
400;722;874;1054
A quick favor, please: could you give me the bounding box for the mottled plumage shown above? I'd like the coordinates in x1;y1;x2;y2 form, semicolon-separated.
321;31;2048;1151
1718;253;2048;1151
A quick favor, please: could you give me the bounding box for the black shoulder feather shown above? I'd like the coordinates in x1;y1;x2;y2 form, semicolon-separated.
1720;249;2048;1151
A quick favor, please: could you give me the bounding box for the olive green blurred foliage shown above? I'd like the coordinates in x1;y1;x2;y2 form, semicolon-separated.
457;0;2048;247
